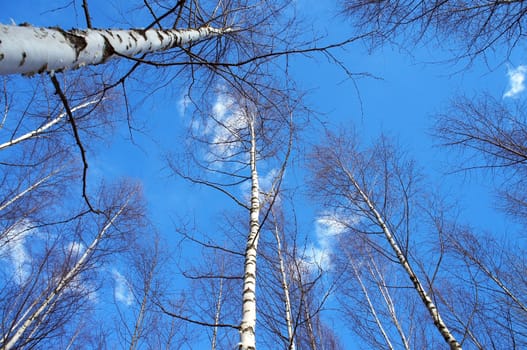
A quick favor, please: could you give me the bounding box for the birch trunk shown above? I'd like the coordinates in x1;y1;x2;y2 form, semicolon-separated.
368;255;410;349
211;276;224;350
129;265;154;350
271;218;295;350
0;169;59;212
238;118;260;350
0;100;100;151
0;24;230;76
2;195;133;350
346;251;394;350
342;167;462;350
301;292;317;350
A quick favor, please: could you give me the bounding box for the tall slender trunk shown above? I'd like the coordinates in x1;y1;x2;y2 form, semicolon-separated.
129;255;156;350
271;217;295;350
302;292;317;350
211;276;224;350
238;119;260;350
342;167;462;350
346;251;394;350
0;25;231;76
368;255;410;350
2;195;133;350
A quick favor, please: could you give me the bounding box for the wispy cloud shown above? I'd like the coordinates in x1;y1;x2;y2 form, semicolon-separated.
210;94;248;159
304;213;353;271
67;241;86;259
0;220;35;284
112;269;134;306
178;94;191;116
504;65;527;98
259;168;280;194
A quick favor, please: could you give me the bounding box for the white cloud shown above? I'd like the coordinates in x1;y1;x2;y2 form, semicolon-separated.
198;92;251;169
178;94;191;116
0;220;35;284
67;241;86;259
504;65;527;98
303;213;353;271
211;95;248;158
112;269;134;306
259;168;280;194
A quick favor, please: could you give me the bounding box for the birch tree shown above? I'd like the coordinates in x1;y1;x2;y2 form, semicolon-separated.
0;2;353;348
336;237;412;350
0;182;144;349
165;83;297;349
309;131;462;350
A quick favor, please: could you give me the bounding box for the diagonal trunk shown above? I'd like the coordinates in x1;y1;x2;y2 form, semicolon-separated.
2;195;133;350
346;251;395;350
0;25;231;76
0;169;58;212
0;100;100;151
238;118;260;350
367;254;410;350
341;166;462;350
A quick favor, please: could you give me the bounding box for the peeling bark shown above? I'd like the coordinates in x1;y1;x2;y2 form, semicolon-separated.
0;24;231;76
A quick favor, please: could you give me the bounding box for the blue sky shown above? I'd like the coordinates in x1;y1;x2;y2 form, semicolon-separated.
2;0;526;348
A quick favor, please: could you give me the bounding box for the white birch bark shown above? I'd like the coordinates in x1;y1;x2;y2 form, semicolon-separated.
0;24;231;76
2;195;133;350
211;276;224;350
238;118;260;350
0;99;100;151
271;219;295;350
0;169;59;212
301;292;317;350
346;252;395;350
129;263;155;350
368;256;410;349
341;166;462;350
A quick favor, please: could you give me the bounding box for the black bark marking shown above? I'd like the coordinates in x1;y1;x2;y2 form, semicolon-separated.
101;36;115;62
37;64;48;74
157;31;164;42
129;32;138;43
0;53;4;61
19;52;26;66
56;28;88;59
136;29;148;40
116;34;122;43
